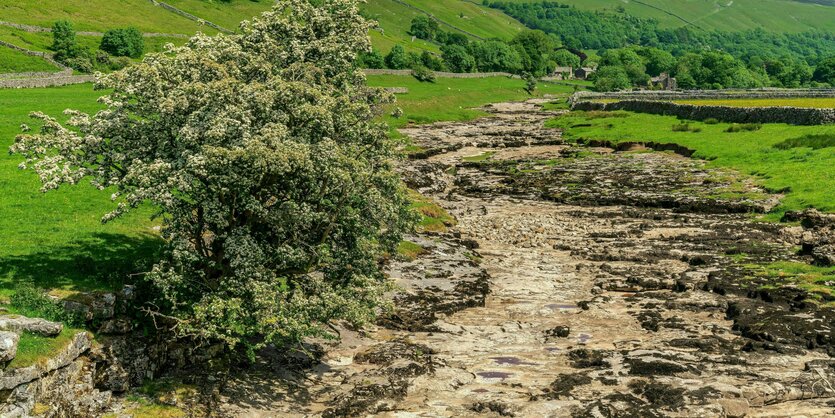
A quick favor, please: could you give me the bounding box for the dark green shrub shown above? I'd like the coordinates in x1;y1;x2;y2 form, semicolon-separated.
64;56;94;73
725;123;762;133
774;133;835;150
109;56;133;71
411;66;436;83
10;285;83;326
100;27;144;58
703;118;720;124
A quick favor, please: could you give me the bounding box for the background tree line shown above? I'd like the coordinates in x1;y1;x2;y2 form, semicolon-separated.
486;1;835;89
358;15;567;78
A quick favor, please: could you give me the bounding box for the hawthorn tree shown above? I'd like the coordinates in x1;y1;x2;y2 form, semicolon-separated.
12;0;412;353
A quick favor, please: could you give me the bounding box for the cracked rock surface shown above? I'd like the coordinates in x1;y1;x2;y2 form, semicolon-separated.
218;100;835;417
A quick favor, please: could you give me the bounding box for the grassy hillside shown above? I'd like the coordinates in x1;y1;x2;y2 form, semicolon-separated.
362;0;525;54
0;0;211;34
494;0;835;32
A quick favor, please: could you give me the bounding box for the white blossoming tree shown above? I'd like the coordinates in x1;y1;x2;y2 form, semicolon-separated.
11;0;412;352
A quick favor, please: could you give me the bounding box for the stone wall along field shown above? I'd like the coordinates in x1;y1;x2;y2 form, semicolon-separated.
572;100;835;125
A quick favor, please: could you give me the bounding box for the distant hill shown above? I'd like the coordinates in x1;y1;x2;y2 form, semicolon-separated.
492;0;835;33
361;0;526;54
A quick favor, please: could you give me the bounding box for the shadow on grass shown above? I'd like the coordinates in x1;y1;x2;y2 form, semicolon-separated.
774;133;835;150
0;232;163;294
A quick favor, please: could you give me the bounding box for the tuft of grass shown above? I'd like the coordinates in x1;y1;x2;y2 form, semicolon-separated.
774;133;835;150
5;328;83;370
725;123;762;133
672;123;701;133
396;241;426;261
745;261;835;301
462;151;496;163
407;190;455;233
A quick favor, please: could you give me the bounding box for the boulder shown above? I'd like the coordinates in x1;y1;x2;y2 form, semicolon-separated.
717;398;749;418
0;331;20;362
0;315;62;337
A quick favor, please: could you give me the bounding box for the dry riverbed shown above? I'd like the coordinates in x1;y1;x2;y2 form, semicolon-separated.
215;100;835;417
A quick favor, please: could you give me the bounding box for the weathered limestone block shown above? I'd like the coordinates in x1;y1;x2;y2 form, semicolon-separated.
0;332;91;390
0;357;111;417
0;315;62;337
0;331;20;362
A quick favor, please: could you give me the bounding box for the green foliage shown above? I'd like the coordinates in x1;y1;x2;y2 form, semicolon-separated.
523;72;537;95
385;44;410;69
359;50;386;69
12;0;413;352
593;66;630;91
100;27;144;58
469;40;522;73
9;284;82;326
419;51;444;71
636;47;675;77
487;1;835;88
672;123;701;133
409;15;440;41
441;44;476;73
552;49;580;68
411;66;435;82
51;20;82;62
511;29;558;76
814;56;835;85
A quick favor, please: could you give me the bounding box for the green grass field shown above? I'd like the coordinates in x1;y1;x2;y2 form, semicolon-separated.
494;0;835;32
0;48;59;73
367;74;578;132
0;84;159;297
548;110;835;216
673;98;835;108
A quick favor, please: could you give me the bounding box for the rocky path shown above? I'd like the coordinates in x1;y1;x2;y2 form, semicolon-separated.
218;100;834;417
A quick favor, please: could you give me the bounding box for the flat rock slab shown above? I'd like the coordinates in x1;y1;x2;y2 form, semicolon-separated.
0;331;19;362
0;315;62;337
0;331;90;390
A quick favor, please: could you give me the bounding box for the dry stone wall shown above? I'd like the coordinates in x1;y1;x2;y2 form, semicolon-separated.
363;69;515;78
573;88;835;103
0;75;95;89
572;99;835;125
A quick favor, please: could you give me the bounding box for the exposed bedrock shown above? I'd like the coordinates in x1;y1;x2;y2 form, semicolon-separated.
212;99;834;417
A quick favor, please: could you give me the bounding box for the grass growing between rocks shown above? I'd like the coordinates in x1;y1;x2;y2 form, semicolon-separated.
5;328;83;370
408;189;455;233
547;110;835;217
396;241;426;261
745;261;835;304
